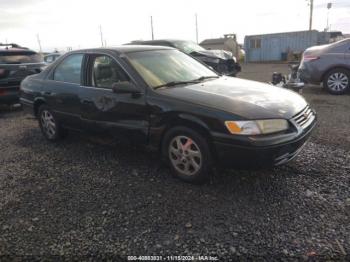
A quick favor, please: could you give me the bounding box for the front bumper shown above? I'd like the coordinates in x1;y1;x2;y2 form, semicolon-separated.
213;115;317;168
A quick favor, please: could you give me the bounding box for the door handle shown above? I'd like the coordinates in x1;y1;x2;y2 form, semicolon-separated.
82;99;93;104
42;91;52;96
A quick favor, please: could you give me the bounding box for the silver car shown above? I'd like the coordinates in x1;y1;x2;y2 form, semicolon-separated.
299;38;350;95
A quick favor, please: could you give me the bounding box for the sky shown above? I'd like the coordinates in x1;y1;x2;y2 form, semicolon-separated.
0;0;349;52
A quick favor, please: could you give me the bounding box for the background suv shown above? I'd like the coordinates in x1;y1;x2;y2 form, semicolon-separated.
298;38;350;95
0;43;45;105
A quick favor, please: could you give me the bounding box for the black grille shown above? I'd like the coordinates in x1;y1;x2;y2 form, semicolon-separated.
292;105;315;129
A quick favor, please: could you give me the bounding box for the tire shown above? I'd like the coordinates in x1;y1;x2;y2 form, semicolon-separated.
323;68;349;95
162;126;212;184
37;104;63;141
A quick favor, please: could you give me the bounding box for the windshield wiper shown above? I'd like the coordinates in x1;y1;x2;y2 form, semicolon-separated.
193;76;220;81
153;76;219;90
153;80;200;90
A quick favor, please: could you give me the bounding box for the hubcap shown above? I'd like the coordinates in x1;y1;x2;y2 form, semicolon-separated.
169;136;202;176
327;72;349;92
40;110;56;138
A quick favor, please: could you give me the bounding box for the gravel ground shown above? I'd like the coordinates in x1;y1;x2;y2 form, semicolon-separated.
0;66;349;260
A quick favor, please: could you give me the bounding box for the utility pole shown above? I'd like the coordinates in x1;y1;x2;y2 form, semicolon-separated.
195;13;198;44
36;34;42;53
326;3;332;31
309;0;314;31
99;25;104;47
150;16;154;40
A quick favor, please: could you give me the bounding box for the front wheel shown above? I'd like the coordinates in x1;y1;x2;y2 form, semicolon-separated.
162;126;212;184
323;68;349;95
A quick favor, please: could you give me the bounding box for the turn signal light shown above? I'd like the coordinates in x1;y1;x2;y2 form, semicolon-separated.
225;121;241;133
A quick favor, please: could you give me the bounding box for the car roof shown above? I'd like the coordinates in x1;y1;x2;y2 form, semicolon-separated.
69;45;174;55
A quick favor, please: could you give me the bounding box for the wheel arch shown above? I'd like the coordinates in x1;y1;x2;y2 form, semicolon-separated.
33;97;46;116
158;113;217;159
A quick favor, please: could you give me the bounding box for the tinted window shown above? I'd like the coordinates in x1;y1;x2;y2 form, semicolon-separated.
92;55;130;89
53;54;83;84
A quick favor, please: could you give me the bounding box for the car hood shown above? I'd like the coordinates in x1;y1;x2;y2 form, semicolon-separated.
191;49;234;61
159;77;307;119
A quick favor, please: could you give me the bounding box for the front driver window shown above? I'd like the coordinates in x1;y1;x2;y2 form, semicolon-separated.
92;55;130;89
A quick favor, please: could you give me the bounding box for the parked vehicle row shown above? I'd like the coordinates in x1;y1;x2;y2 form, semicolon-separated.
2;38;349;109
20;46;316;183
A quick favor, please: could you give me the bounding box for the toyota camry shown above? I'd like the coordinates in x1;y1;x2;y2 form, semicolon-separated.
20;46;317;183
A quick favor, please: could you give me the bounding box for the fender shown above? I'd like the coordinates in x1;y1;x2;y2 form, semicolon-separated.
177;113;210;131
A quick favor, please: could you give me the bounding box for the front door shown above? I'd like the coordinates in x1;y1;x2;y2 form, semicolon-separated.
79;54;149;143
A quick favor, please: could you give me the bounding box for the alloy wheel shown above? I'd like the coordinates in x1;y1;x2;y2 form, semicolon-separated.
168;135;202;176
327;72;349;92
40;110;56;139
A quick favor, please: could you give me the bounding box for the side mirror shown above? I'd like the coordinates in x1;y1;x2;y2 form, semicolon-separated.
112;81;140;95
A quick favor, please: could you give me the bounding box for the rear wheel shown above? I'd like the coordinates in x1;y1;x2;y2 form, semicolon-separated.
162;126;212;184
38;104;63;141
323;68;349;95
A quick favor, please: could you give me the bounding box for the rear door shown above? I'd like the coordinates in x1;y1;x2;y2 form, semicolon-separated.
44;53;85;129
79;53;149;143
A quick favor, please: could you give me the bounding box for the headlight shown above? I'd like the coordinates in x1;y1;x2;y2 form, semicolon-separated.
225;119;289;135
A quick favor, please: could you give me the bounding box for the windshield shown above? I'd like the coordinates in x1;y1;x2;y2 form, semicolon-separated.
126;49;217;88
172;41;205;54
0;51;43;64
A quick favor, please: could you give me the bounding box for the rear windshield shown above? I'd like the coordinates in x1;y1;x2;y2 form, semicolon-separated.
0;51;43;64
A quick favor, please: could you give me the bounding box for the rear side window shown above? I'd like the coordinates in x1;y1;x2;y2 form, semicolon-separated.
53;54;83;84
0;51;43;64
